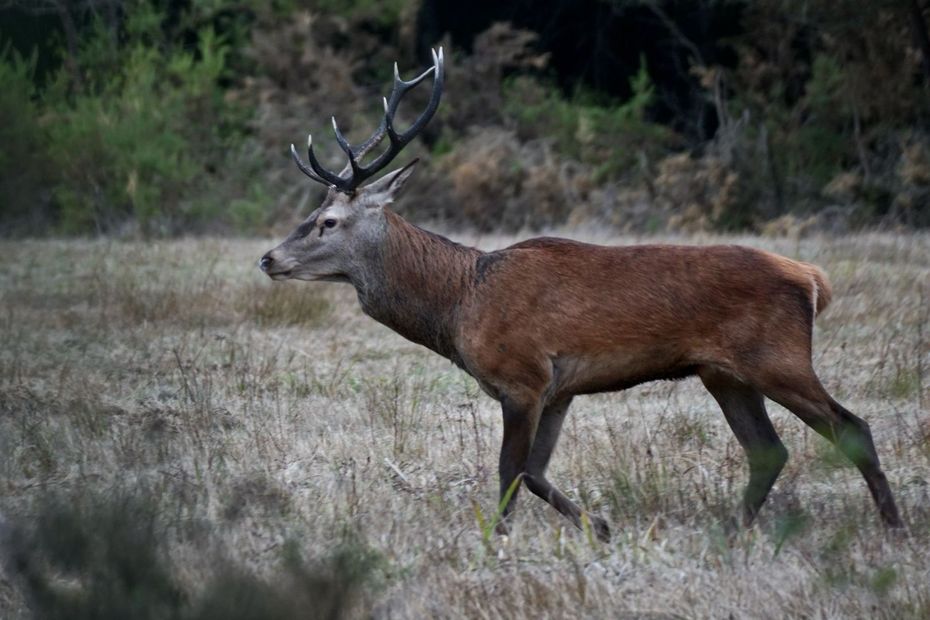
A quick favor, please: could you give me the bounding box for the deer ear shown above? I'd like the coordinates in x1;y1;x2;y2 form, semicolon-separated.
361;159;418;206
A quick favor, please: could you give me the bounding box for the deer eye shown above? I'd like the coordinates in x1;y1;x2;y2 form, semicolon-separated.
324;219;337;228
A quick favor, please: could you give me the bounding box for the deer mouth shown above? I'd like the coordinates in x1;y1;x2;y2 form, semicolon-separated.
266;269;293;280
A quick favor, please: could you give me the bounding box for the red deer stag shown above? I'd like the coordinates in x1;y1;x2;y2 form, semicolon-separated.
260;49;902;541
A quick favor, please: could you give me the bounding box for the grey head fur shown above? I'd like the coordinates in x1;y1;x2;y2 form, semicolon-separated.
260;161;419;285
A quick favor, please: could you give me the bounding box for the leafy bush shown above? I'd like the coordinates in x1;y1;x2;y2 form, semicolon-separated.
781;54;851;188
3;489;381;620
0;46;47;231
309;0;409;28
653;153;748;232
2;0;928;235
433;127;577;230
0;1;268;236
50;7;251;234
504;57;679;183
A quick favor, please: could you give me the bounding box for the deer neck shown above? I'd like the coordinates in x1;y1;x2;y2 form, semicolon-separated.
351;210;479;363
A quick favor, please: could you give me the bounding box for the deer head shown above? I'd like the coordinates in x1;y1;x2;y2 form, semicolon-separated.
260;49;444;283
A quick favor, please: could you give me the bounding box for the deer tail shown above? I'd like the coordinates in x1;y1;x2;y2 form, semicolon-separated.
804;263;833;317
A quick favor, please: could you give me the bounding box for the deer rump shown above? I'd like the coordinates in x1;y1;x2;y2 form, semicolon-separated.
461;239;832;400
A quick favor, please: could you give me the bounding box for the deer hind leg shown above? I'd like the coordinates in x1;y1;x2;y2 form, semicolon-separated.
700;369;788;526
522;397;611;542
751;364;903;528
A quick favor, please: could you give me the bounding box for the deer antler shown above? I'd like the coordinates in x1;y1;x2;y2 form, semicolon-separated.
291;47;445;193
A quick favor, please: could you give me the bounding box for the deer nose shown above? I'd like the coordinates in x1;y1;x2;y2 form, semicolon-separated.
259;254;274;272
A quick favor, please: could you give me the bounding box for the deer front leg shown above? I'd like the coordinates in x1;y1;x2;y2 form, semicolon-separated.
495;394;611;542
523;397;611;542
496;395;542;533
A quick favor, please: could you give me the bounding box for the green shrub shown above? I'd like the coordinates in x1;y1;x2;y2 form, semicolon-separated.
4;489;381;620
504;57;678;182
0;45;47;229
0;0;268;236
45;9;244;234
308;0;409;28
782;54;851;186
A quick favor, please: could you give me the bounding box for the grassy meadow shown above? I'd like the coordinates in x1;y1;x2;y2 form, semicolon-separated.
0;231;928;618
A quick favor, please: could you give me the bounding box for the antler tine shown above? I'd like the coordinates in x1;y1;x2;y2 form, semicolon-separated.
336;117;389;179
331;117;362;180
351;47;444;186
380;52;439;127
290;141;328;185
304;133;345;187
292;47;444;193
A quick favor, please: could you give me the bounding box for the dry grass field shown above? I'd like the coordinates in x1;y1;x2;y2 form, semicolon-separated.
0;231;928;618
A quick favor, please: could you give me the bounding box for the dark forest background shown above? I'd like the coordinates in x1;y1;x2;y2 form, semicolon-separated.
1;0;929;236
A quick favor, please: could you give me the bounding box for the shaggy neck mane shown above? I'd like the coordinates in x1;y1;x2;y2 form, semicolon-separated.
353;209;480;362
